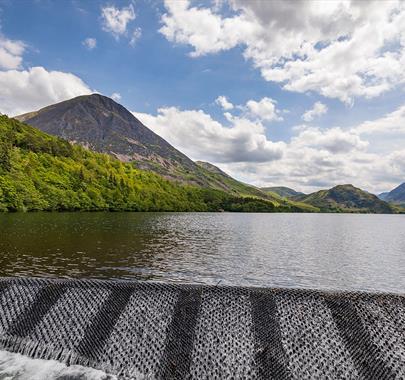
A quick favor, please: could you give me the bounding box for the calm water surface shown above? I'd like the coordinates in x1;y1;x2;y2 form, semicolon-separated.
0;212;404;293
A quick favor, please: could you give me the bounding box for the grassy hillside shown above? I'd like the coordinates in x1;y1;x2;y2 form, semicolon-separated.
0;116;311;213
196;161;278;200
294;184;394;214
261;186;304;199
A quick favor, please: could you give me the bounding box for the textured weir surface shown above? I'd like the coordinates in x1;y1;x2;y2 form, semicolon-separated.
0;277;404;379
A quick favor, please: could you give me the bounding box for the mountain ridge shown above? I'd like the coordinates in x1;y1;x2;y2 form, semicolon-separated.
16;94;196;173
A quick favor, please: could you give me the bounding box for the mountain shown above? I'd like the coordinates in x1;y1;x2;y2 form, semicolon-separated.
293;184;394;213
262;186;304;199
0;115;308;213
16;94;196;175
15;95;278;200
380;183;405;204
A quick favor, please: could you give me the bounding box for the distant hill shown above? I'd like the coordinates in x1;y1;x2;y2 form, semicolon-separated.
0;115;313;213
262;186;304;199
379;183;405;205
294;184;394;213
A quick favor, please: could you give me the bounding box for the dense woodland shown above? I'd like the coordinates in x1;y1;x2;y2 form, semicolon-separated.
0;115;307;213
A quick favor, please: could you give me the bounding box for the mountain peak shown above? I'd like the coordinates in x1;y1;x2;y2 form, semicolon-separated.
17;93;121;121
15;94;196;175
64;93;124;109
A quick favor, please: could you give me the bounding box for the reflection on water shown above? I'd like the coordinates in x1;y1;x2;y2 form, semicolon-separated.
0;212;404;293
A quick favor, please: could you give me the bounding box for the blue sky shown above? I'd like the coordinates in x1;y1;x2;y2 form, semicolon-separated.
0;0;405;193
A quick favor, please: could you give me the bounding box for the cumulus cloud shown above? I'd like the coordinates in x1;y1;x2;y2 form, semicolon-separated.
226;117;405;193
133;107;285;163
291;126;368;154
245;97;283;121
220;137;401;195
215;95;233;110
0;66;92;116
0;35;26;70
101;4;136;38
354;104;405;136
302;101;328;122
82;37;97;50
160;0;405;103
134;99;405;193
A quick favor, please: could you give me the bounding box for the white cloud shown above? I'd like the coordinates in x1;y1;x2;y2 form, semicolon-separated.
215;95;233;110
82;37;97;50
101;4;136;38
245;97;283;121
160;1;245;57
349;104;405;154
221;117;404;193
160;0;405;103
291;126;368;154
129;27;142;46
0;66;92;116
111;92;121;102
133;107;285;163
0;35;26;70
302;101;328;122
354;104;405;136
134;99;405;194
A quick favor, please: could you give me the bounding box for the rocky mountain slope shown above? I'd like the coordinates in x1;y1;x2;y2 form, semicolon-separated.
17;94;195;174
293;184;394;213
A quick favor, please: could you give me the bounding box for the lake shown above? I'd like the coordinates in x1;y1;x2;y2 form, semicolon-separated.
0;212;404;293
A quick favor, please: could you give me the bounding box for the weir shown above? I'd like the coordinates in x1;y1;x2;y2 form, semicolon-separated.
0;277;404;379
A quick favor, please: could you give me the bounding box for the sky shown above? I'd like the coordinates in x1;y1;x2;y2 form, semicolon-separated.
0;0;405;194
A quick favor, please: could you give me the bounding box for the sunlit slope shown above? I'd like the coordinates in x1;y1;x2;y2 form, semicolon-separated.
261;186;305;199
0;116;312;213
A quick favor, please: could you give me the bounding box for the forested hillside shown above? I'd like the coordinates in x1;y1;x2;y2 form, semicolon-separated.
16;94;288;200
0;116;309;213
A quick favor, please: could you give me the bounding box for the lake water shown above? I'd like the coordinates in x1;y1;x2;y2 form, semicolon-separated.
0;212;404;293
